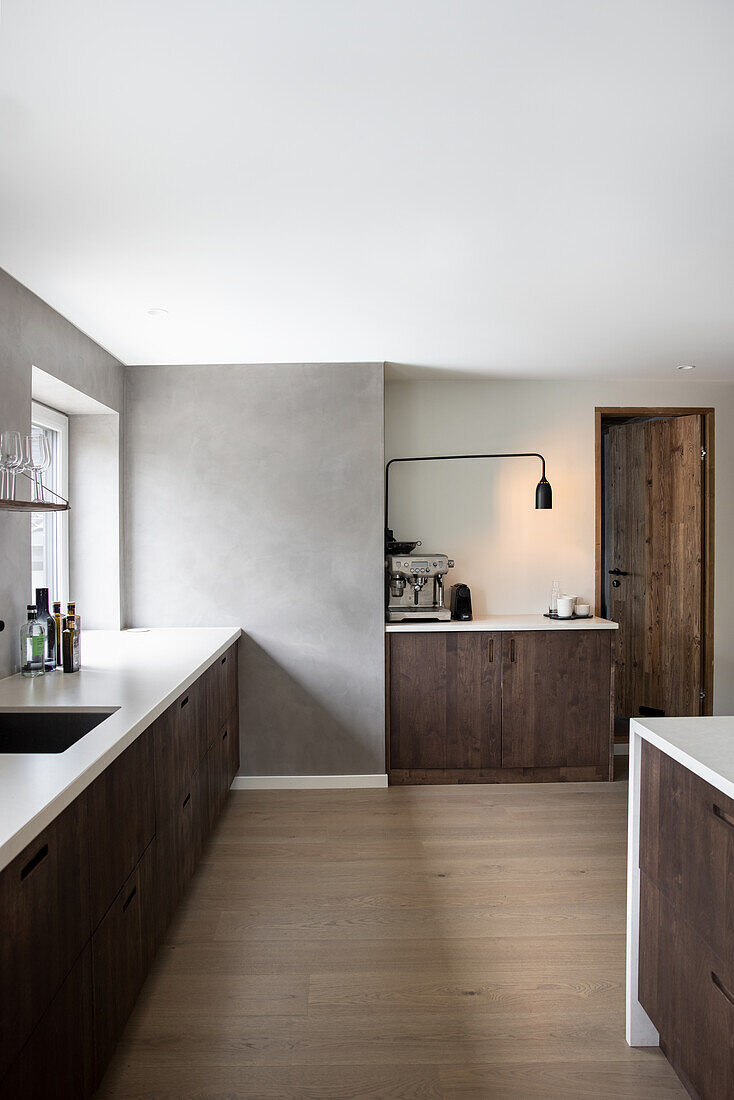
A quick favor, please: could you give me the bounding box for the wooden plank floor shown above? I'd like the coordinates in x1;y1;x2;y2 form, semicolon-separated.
96;781;684;1099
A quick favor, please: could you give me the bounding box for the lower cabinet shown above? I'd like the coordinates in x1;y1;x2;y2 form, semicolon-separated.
640;873;734;1100
501;631;612;769
92;844;156;1087
0;639;239;1099
389;631;501;771
388;629;613;782
638;740;734;1099
0;946;94;1100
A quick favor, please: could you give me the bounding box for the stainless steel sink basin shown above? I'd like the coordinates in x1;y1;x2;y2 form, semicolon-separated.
0;710;116;753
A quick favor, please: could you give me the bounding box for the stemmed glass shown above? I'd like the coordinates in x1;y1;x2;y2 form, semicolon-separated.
23;432;51;503
0;431;23;500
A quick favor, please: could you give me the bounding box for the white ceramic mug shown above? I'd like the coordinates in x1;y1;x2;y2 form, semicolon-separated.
557;595;575;618
575;602;590;618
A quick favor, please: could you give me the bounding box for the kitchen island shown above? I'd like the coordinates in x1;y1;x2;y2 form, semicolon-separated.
386;614;618;784
626;715;734;1098
0;627;240;1098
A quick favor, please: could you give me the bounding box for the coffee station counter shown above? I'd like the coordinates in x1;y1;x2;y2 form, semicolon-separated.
385;613;618;632
386;614;617;784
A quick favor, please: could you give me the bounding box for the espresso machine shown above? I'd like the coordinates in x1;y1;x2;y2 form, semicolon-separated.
386;552;454;622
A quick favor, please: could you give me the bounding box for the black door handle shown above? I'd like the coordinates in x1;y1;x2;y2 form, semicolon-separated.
608;569;629;576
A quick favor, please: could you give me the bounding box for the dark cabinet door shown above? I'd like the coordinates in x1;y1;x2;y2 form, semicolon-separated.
641;740;734;972
154;764;207;942
91;844;155;1087
501;631;611;769
639;873;734;1100
389;632;501;771
206;644;239;737
0;795;91;1081
87;729;156;929
153;683;202;824
0;944;94;1100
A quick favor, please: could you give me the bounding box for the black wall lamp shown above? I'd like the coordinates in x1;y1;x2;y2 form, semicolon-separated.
385;451;552;548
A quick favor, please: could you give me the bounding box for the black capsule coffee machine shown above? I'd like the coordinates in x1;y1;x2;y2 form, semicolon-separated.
450;583;473;621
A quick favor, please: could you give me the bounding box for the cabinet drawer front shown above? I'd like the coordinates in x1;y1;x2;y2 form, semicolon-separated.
640;741;734;965
205;645;239;741
91;844;154;1087
0;944;94;1100
640;874;734;1099
501;631;611;769
225;706;240;789
87;729;156;929
0;796;91;1081
154;764;207;942
154;680;203;824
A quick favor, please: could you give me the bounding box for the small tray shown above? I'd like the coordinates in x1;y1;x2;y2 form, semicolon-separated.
544;611;592;620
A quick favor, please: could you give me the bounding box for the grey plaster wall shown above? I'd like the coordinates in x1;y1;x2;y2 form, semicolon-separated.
123;363;386;776
0;268;124;677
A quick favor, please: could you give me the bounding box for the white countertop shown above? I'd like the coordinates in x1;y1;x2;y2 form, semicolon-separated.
630;716;734;801
0;627;241;872
386;613;618;632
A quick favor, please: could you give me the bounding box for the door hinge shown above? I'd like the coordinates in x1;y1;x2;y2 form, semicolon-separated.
701;447;707;459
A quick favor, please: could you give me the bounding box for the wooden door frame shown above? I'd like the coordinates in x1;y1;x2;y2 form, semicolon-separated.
594;407;715;716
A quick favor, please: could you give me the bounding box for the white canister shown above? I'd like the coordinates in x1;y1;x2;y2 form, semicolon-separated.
556;595;576;618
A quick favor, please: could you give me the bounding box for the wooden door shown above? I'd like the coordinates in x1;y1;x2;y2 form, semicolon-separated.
607;414;704;717
389;632;501;771
501;631;611;769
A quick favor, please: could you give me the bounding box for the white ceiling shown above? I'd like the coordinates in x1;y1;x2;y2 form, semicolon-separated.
1;0;733;379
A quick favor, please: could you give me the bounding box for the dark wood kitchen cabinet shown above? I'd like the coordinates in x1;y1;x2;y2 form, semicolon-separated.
0;795;90;1083
389;631;501;771
0;946;94;1100
501;630;612;770
0;639;239;1100
387;629;613;783
91;844;156;1086
87;728;156;929
638;740;734;1098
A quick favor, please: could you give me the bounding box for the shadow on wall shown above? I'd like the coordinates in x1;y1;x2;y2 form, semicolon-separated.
238;634;385;778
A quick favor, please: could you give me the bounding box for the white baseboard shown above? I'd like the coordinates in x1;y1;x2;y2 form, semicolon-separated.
231;774;389;790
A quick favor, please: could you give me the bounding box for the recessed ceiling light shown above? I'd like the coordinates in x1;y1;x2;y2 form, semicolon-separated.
146;307;168;317
676;363;696;371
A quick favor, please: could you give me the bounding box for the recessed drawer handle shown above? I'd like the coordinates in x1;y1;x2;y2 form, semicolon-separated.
712;804;734;831
183;792;191;809
488;638;494;663
122;885;137;913
20;843;49;881
222;729;228;741
510;639;516;663
712;971;734;1008
180;695;189;709
221;655;226;665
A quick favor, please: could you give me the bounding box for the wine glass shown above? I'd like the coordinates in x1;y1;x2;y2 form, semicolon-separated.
23;432;51;503
0;430;22;500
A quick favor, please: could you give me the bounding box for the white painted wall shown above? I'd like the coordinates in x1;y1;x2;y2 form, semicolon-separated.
385;378;734;714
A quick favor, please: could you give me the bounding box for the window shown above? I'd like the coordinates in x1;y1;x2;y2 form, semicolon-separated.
30;402;69;605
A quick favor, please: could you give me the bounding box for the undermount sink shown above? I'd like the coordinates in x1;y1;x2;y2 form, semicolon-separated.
0;710;117;753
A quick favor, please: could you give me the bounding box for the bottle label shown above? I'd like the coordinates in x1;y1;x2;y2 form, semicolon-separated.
31;636;44;657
